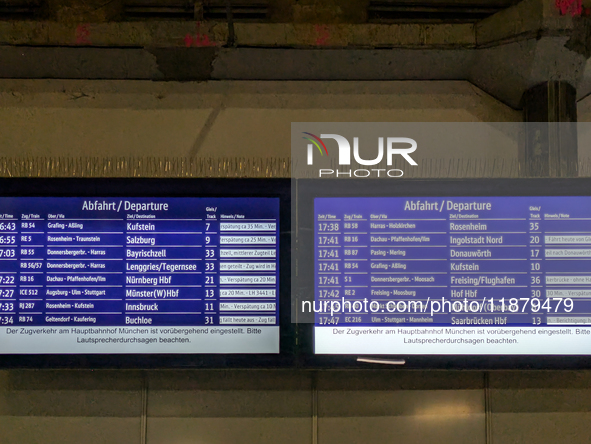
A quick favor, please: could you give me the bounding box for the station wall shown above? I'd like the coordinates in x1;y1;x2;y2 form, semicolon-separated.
0;79;590;444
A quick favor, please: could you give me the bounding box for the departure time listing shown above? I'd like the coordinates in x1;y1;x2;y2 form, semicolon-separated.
313;196;591;355
0;197;280;354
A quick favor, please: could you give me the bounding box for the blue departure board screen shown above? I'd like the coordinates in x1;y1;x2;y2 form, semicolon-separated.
313;196;591;355
0;197;280;354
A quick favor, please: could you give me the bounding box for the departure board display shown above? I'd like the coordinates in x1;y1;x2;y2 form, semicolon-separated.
0;197;280;354
313;196;591;355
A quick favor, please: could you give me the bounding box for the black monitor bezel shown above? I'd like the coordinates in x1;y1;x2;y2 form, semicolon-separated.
295;178;591;370
0;178;293;369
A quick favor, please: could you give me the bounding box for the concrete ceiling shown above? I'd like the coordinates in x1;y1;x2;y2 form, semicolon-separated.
0;0;590;109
